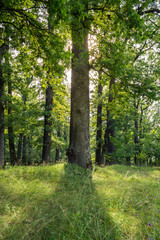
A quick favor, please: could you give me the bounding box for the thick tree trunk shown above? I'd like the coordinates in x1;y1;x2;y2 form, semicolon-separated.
0;48;5;168
55;129;61;163
8;79;17;166
102;78;116;165
95;79;103;165
42;82;53;164
17;133;23;164
67;27;91;168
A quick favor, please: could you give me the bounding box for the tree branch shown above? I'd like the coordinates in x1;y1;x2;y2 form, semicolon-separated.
139;8;160;15
134;41;156;62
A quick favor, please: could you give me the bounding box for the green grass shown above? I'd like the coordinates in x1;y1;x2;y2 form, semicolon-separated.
0;164;160;240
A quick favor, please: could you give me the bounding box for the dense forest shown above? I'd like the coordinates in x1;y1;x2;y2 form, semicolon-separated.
0;0;160;169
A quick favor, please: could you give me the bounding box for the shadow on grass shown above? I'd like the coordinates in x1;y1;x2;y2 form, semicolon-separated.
0;164;122;240
2;164;159;239
39;164;123;240
94;165;160;240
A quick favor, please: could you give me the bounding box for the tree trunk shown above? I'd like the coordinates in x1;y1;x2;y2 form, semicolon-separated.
22;135;26;165
55;129;61;163
95;77;103;165
8;78;17;166
126;157;131;166
42;10;54;164
0;47;5;168
67;17;91;168
139;105;143;165
27;137;32;165
17;133;23;164
102;78;116;165
134;119;139;165
42;82;53;164
124;114;131;166
134;101;140;165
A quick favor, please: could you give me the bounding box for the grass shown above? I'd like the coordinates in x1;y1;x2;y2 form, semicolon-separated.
0;164;160;240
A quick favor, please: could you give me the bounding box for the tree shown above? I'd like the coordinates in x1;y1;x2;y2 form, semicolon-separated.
102;77;116;165
42;78;53;164
67;0;92;168
7;60;17;166
95;72;103;165
0;0;160;168
42;4;54;164
0;44;5;168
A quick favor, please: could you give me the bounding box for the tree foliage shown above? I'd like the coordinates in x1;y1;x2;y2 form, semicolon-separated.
0;0;160;167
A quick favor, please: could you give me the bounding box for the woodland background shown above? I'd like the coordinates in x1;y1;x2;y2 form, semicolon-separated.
0;0;160;167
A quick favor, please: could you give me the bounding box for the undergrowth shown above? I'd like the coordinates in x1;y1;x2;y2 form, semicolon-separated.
0;164;159;240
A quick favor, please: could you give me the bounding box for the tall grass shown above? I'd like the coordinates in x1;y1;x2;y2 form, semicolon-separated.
0;164;159;239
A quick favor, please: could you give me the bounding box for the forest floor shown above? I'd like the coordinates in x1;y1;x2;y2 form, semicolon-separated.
0;163;160;240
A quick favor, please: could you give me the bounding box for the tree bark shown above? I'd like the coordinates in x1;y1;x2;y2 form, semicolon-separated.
95;78;103;165
102;78;116;165
0;47;5;168
42;82;53;164
67;20;91;168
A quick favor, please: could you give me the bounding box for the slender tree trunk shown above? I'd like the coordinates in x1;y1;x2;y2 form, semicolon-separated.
102;78;116;165
8;78;17;166
5;37;17;166
149;158;152;166
124;114;131;166
0;47;5;168
21;94;27;165
67;16;91;168
17;133;23;164
42;11;53;164
95;76;103;165
134;119;139;165
134;101;140;165
126;157;131;166
55;129;61;163
139;105;144;165
64;128;67;142
42;82;53;164
22;135;26;165
27;136;32;165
